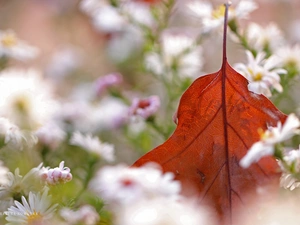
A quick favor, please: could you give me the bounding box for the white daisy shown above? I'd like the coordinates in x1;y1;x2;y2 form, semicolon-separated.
240;114;300;168
5;188;57;225
235;50;286;97
145;31;203;79
0;68;58;130
0;30;39;61
70;131;115;162
186;0;257;32
276;44;300;72
0;164;43;200
245;22;285;52
89;163;181;205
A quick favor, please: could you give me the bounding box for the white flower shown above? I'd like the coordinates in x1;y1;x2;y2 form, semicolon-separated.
116;197;213;225
0;68;58;130
5;188;57;225
92;6;126;33
186;0;257;32
145;31;203;79
40;161;72;185
0;30;39;61
276;44;300;72
89;163;181;205
35;121;66;150
46;47;82;80
60;205;100;225
240;114;300;168
80;0;108;14
246;22;285;52
234;51;286;97
280;173;300;191
0;160;9;186
0;164;43;199
70;131;115;161
0;117;24;149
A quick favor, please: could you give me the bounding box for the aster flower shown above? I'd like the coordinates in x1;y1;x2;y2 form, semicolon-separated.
5;188;57;225
40;161;72;185
186;0;257;33
94;73;123;96
70;131;115;162
116;197;214;225
234;51;286;97
276;44;300;73
0;164;43;200
245;22;285;52
240;114;300;168
60;205;100;225
89;163;181;205
145;31;203;79
0;30;39;61
0;160;9;186
0;68;58;130
129;96;160;120
35;121;66;150
0;117;24;149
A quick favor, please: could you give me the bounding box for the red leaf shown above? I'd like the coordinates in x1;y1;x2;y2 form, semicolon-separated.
132;3;287;225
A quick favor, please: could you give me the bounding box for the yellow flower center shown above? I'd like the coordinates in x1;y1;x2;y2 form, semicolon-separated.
13;95;31;115
258;128;273;141
253;72;263;81
26;211;43;225
1;33;18;47
212;4;234;19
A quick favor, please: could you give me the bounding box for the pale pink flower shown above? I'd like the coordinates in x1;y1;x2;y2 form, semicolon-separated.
40;161;72;185
129;96;160;119
60;205;100;225
95;73;123;95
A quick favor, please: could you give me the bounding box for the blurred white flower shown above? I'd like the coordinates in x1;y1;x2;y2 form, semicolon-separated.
60;205;100;225
276;44;300;72
80;0;108;14
40;161;72;185
107;25;144;62
89;163;181;205
0;164;43;200
246;22;285;52
70;131;115;161
186;0;257;32
0;68;58;130
92;6;126;33
235;50;286;97
35;121;66;150
116;197;214;225
0;30;39;61
279;147;300;190
46;47;82;80
5;188;57;225
145;31;203;79
94;72;123;96
0;160;9;186
129;95;160;120
240;114;300;168
0;117;24;149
